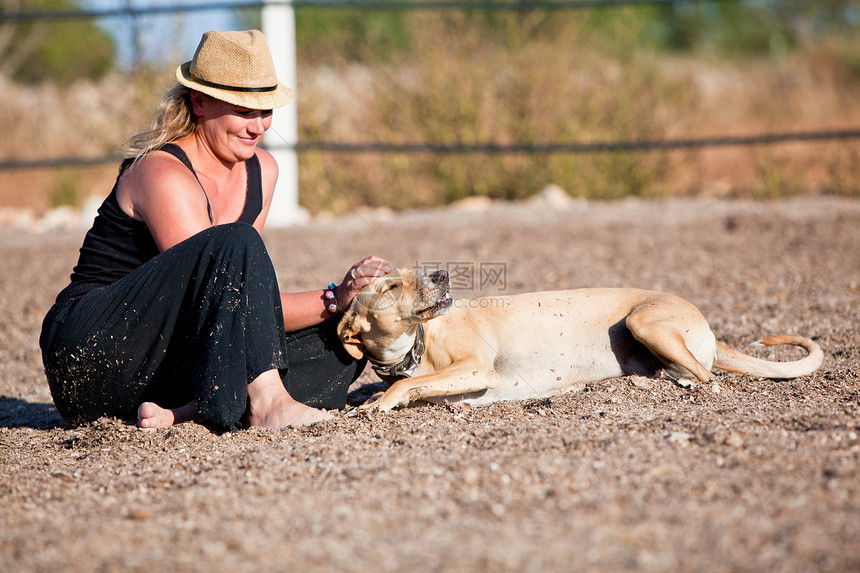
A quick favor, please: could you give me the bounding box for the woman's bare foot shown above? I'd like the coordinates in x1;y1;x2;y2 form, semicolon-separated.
137;400;198;431
246;370;333;429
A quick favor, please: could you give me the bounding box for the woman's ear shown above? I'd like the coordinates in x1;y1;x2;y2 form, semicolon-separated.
190;90;207;117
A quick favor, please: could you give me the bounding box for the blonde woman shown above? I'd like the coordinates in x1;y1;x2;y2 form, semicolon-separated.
40;30;391;432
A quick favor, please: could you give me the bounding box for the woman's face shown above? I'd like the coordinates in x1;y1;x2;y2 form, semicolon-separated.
191;93;273;163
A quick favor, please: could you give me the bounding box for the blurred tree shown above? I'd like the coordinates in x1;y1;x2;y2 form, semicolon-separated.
245;1;860;64
649;0;860;56
0;0;46;77
0;0;114;84
295;8;411;64
239;5;411;64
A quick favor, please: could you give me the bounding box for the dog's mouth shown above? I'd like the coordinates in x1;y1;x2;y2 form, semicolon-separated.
416;289;453;316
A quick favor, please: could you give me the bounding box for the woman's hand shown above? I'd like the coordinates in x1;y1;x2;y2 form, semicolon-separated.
336;256;393;312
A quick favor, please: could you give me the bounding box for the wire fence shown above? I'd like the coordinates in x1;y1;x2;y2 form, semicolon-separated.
1;0;733;23
3;128;860;172
1;0;858;173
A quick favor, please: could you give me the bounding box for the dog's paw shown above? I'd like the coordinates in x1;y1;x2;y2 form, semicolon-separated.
357;391;399;412
358;394;383;411
360;390;411;412
674;378;696;389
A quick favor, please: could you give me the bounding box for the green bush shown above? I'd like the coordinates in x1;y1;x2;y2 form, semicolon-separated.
1;0;115;84
296;8;411;63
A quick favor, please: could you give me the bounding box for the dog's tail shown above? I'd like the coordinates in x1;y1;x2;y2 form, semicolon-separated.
714;335;823;379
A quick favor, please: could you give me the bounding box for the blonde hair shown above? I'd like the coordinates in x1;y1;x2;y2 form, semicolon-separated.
121;84;198;162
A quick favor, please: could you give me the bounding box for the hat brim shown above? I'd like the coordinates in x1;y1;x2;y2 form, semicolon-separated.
176;62;293;110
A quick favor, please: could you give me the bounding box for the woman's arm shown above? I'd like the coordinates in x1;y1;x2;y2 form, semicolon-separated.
254;150;394;330
252;148;278;234
280;290;340;331
280;257;393;331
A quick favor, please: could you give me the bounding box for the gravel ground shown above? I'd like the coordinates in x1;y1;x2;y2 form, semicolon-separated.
1;196;858;572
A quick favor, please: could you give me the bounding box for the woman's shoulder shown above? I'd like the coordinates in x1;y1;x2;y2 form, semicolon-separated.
254;147;278;172
123;147;198;187
116;146;208;221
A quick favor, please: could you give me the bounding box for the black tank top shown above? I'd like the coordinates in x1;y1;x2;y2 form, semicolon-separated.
53;144;263;304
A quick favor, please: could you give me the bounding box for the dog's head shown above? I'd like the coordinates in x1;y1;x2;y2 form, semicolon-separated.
337;268;452;360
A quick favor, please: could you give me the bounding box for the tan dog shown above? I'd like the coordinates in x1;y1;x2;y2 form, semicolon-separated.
337;269;823;411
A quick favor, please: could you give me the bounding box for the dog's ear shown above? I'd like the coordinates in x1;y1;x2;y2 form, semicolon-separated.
337;309;371;360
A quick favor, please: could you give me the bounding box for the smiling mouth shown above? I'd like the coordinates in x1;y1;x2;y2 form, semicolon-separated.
417;290;453;315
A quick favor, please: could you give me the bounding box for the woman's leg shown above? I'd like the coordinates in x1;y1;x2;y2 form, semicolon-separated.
42;223;322;431
137;367;335;431
245;369;333;428
137;400;199;431
281;319;368;409
137;314;366;430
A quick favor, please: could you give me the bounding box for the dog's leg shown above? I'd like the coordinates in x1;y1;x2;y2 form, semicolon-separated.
625;304;714;384
362;360;500;412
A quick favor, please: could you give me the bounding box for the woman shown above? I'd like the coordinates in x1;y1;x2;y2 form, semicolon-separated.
40;30;391;432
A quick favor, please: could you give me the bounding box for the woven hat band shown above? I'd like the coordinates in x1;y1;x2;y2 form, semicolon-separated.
188;73;278;94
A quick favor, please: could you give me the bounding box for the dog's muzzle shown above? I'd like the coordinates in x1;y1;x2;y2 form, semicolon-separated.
416;270;453;315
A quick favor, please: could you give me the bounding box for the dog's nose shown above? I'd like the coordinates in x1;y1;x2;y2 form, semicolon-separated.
431;269;448;285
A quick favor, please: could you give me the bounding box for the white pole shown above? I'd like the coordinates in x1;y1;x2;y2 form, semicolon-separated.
262;0;300;227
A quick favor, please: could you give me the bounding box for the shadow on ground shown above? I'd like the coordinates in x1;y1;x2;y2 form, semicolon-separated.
0;396;64;430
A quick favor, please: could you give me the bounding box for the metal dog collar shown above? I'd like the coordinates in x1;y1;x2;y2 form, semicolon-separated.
368;324;426;383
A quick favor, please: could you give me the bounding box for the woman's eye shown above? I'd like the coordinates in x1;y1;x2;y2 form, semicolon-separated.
234;107;270;118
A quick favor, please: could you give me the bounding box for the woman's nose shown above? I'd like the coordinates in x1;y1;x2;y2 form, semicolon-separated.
248;116;267;135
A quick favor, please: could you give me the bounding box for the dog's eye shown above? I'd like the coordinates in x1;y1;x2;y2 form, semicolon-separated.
385;284;400;293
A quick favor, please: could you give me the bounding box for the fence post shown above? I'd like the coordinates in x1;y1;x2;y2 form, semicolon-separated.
262;0;300;227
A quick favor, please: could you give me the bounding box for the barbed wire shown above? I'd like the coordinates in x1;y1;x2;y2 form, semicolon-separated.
1;0;735;23
2;128;858;171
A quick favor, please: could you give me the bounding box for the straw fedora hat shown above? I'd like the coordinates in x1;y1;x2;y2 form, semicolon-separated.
176;30;293;110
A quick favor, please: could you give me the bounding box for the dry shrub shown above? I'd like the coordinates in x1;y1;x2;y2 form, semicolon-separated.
296;15;860;214
297;14;686;212
1;17;859;216
0;70;166;211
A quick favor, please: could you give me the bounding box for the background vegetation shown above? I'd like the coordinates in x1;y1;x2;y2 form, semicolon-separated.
0;0;114;84
1;0;859;214
290;2;860;212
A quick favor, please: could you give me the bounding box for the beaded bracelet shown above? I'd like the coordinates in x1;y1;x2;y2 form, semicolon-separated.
324;282;339;315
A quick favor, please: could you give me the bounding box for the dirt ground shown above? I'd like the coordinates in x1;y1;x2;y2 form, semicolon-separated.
1;195;858;572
